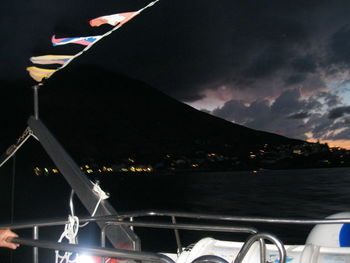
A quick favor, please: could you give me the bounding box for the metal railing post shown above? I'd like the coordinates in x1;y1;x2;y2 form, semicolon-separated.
101;225;107;263
33;226;39;263
171;216;182;253
234;233;286;263
258;238;266;263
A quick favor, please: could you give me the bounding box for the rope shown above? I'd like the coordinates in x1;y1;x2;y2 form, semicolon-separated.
55;215;80;263
80;181;109;228
10;155;16;223
10;155;16;263
55;181;110;263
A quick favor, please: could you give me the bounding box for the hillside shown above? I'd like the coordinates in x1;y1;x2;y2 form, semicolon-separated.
0;66;303;163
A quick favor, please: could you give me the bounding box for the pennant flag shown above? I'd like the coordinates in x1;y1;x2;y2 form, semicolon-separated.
26;67;56;82
51;35;102;46
89;0;160;27
89;11;140;27
30;55;74;65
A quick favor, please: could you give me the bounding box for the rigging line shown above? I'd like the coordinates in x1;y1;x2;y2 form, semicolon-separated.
10;154;16;224
9;155;16;263
40;0;161;85
0;128;35;168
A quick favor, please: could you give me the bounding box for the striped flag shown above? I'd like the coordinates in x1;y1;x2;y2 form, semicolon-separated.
26;67;56;82
52;35;102;46
30;55;74;65
89;0;160;27
89;11;140;27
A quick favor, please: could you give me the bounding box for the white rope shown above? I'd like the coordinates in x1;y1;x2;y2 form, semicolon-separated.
80;181;109;227
55;181;110;263
55;215;80;263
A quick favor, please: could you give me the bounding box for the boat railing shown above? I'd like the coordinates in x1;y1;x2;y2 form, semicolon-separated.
11;237;175;263
2;210;350;263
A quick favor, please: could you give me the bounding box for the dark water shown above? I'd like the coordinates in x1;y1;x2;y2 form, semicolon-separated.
1;166;350;262
101;168;350;246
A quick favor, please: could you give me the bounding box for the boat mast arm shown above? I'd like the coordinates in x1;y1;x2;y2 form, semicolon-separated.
28;116;140;250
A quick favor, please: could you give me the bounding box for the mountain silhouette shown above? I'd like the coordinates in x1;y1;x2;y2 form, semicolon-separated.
0;66;303;163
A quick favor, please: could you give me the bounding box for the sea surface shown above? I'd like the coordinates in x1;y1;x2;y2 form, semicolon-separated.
1;166;350;262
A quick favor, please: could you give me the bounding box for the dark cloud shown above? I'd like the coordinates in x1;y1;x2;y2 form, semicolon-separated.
285;74;307;86
287;112;310;119
328;106;350;119
243;47;287;79
212;89;321;140
330;128;350;140
212;88;348;141
317;92;343;107
271;89;304;115
327;25;350;66
291;55;317;73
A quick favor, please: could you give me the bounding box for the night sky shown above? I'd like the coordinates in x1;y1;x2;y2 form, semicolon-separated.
2;0;350;148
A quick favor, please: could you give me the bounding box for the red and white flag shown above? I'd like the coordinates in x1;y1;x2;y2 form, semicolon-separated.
89;0;159;27
89;11;139;27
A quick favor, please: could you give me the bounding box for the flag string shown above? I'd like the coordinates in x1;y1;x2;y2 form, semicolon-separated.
28;0;160;84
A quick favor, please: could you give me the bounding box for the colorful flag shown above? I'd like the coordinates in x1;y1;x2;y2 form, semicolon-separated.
89;11;140;27
51;35;102;46
26;67;56;82
30;55;74;65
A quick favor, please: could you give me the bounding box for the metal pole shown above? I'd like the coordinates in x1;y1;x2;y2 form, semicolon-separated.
33;226;39;263
258;238;266;263
234;233;286;263
171;216;182;254
10;155;16;263
33;85;40;120
12;238;174;263
101;226;106;263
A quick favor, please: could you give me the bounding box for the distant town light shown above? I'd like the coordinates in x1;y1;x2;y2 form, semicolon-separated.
293;149;302;155
34;167;42;176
